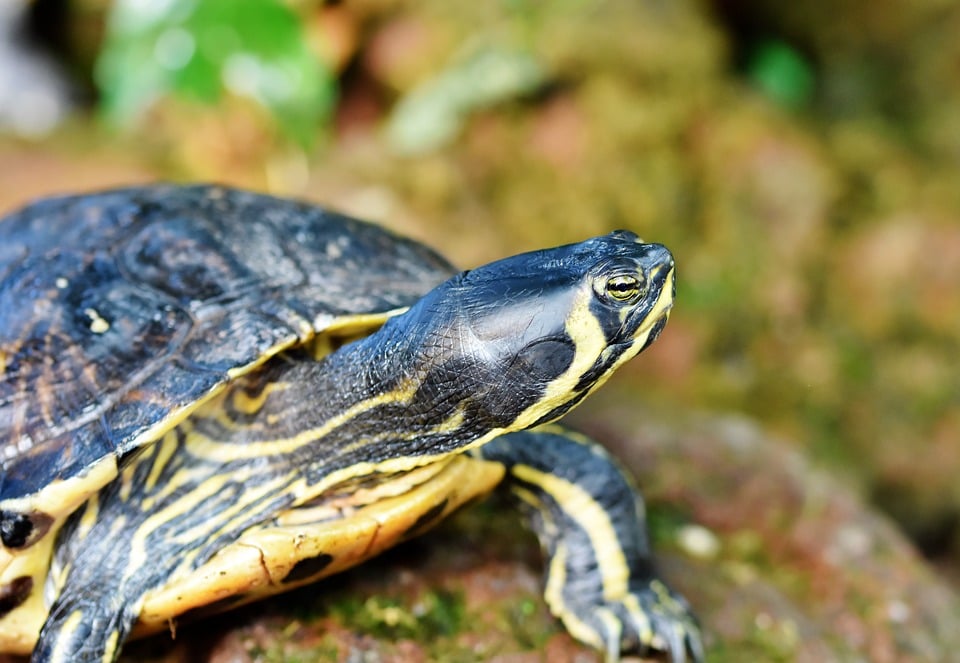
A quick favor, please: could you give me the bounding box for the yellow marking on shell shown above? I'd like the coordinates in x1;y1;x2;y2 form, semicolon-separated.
134;455;504;634
544;543;604;650
223;336;302;380
0;456;119;551
512;463;629;603
0;534;56;654
84;308;110;334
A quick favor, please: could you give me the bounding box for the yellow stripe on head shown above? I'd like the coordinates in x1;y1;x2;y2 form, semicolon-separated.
507;286;607;431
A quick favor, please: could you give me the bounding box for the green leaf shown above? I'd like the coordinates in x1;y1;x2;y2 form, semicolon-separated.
387;45;547;155
96;0;335;146
746;40;815;110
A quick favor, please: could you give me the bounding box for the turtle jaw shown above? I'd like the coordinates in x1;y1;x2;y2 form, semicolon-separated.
627;263;675;353
552;252;675;425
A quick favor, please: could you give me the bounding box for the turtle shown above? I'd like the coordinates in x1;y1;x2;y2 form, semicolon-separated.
0;184;703;662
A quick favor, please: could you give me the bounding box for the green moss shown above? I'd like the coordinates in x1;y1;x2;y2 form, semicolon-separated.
708;634;798;663
646;502;697;547
249;638;341;663
505;598;554;650
329;589;464;642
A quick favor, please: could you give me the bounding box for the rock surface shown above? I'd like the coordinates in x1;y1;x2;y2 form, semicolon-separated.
581;400;960;662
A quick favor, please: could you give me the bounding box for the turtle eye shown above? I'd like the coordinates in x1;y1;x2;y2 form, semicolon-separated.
602;274;645;303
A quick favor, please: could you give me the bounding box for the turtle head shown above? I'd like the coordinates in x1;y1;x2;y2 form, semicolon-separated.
391;230;675;433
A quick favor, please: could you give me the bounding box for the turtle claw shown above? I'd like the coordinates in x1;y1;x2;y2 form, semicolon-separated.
599;579;704;663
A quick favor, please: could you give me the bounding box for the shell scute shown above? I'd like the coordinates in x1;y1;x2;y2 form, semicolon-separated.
0;185;453;514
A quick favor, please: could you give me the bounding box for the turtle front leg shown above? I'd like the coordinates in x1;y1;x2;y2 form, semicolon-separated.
31;594;138;663
477;425;704;663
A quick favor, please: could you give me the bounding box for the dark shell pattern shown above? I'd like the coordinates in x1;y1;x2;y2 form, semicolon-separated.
0;185;454;505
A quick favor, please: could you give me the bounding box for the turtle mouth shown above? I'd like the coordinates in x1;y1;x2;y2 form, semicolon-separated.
627;264;674;342
638;311;671;352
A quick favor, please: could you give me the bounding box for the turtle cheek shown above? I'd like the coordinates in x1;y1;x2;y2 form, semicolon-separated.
480;338;575;417
510;337;576;384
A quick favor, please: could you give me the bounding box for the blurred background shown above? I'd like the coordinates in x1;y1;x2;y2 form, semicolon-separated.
1;0;959;660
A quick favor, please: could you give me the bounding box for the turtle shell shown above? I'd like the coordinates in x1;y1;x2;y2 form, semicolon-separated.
0;184;454;546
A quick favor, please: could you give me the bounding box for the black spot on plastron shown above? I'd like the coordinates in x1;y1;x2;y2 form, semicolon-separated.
403;498;450;538
282;552;335;584
0;575;33;617
0;511;32;548
0;509;52;549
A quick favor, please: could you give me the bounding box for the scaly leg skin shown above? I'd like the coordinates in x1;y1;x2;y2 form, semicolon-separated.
477;425;704;663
